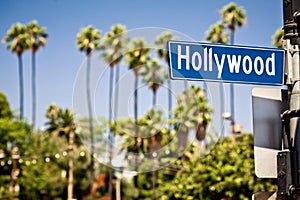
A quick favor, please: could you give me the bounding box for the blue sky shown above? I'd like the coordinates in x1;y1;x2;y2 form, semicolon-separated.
0;0;283;136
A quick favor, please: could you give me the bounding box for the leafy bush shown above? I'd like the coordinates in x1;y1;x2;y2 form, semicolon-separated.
158;134;277;200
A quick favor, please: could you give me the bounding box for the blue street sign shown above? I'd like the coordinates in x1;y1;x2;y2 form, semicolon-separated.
168;41;285;85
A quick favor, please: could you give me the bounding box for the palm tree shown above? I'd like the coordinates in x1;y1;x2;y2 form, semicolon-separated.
112;108;167;159
76;25;100;182
124;38;150;127
124;38;150;191
140;59;167;106
205;22;229;137
140;59;167;200
2;23;30;120
45;105;76;200
102;24;128;200
27;20;48;129
172;85;213;150
155;32;178;131
221;2;246;135
273;28;284;48
102;24;128;119
221;2;246;45
205;22;229;44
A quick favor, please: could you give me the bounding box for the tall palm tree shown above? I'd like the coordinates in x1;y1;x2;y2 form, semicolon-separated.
155;32;178;131
205;22;229;137
102;24;128;119
221;2;246;133
140;59;167;106
2;23;30;120
124;38;150;191
27;20;48;129
45;105;76;200
76;25;100;182
221;2;246;45
102;24;128;200
125;38;150;127
140;58;167;200
273;28;284;48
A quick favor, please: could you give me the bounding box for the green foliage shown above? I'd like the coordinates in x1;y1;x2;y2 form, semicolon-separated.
221;2;247;31
27;20;48;53
112;108;169;154
272;28;284;48
17;131;92;200
172;85;213;147
0;93;30;151
0;93;30;199
137;172;153;200
45;104;77;142
77;117;108;154
2;21;48;55
76;25;101;56
102;24;128;67
140;59;167;95
121;178;139;199
206;2;246;45
205;22;229;44
18;132;68;199
124;38;150;72
16;105;93;199
158;134;277;200
173;85;213;127
155;31;178;63
0;119;29;151
2;22;30;56
0;92;13;119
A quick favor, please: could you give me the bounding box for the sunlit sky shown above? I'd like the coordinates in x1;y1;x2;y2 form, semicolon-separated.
0;0;283;136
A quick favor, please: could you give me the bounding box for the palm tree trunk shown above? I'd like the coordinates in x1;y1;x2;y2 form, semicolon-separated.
184;81;188;90
18;55;24;120
230;29;235;45
108;66;114;200
177;126;188;150
168;79;172;131
230;30;235;141
220;83;225;137
166;49;173;134
86;55;95;181
114;64;120;119
32;52;36;128
151;90;157;200
203;82;207;92
153;91;157;106
230;29;235;120
230;84;234;119
134;71;138;124
68;130;74;200
134;70;139;189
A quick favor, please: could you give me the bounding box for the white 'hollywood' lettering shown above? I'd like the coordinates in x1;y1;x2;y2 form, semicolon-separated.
177;45;276;79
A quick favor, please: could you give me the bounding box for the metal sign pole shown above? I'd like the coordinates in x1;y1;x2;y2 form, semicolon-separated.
253;1;300;199
277;0;300;199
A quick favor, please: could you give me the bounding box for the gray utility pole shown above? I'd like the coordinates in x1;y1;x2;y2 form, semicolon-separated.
277;0;300;199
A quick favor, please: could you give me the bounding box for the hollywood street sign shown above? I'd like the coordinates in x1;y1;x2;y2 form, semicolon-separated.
168;41;285;85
